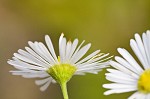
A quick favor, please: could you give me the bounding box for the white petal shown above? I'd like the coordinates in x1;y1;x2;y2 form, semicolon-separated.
128;92;139;99
87;53;110;64
10;71;49;78
39;79;52;91
110;61;137;76
67;39;78;60
52;79;56;83
117;48;143;74
59;38;66;63
34;42;55;64
146;94;150;99
76;50;100;65
135;33;149;69
130;39;149;69
106;76;136;85
59;33;64;47
103;83;136;89
115;56;139;75
142;33;150;66
8;59;46;71
45;35;58;62
38;42;56;64
70;43;91;63
25;47;51;66
146;30;150;66
106;69;137;80
65;41;72;61
35;77;52;85
13;53;44;67
69;40;85;62
128;92;147;99
104;88;136;95
18;49;49;67
28;41;55;65
78;53;110;67
105;73;136;82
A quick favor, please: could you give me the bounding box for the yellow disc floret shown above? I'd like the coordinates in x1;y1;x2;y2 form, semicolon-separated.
47;64;77;84
138;69;150;94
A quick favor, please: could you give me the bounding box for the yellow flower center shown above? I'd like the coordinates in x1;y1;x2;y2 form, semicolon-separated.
138;69;150;94
47;64;77;84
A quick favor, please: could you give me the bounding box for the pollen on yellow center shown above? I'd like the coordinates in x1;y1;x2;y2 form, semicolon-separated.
47;64;77;84
138;69;150;94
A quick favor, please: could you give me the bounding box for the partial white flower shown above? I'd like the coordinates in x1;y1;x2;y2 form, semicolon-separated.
8;33;111;91
103;30;150;99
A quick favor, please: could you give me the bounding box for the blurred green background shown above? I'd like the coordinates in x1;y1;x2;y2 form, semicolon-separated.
0;0;150;99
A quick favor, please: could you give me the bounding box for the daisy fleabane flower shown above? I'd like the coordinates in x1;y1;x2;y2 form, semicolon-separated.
8;33;111;99
103;30;150;99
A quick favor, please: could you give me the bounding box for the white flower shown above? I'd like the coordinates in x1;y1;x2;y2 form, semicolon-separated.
103;30;150;99
8;33;111;91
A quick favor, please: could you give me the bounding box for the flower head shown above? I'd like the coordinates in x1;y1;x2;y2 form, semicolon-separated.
8;33;111;91
103;30;150;99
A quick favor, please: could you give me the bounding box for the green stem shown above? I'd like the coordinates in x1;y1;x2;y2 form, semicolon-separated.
60;82;69;99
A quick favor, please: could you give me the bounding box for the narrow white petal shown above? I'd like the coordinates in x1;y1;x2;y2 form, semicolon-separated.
115;56;139;75
110;61;137;76
87;53;110;64
13;53;44;67
67;39;78;60
25;47;51;66
59;33;64;47
106;76;136;85
146;94;150;99
35;77;52;85
105;73;136;82
39;79;52;91
59;34;65;62
28;41;55;65
74;72;86;75
69;40;85;62
128;92;147;99
76;69;100;74
103;83;136;89
8;60;46;70
130;39;149;69
142;33;150;66
34;42;55;64
45;35;58;62
22;74;48;78
52;79;56;83
11;71;49;78
71;43;91;63
147;30;150;66
136;33;150;69
139;94;146;99
76;50;100;65
104;88;136;95
135;34;149;67
117;48;143;74
76;62;106;74
18;49;49;67
128;92;139;99
106;69;137;80
78;53;110;68
65;41;72;61
59;38;66;63
38;42;56;64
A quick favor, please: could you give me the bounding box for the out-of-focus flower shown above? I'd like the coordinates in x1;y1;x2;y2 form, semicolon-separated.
103;30;150;99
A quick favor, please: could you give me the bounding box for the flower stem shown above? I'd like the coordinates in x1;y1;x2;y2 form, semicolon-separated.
60;82;69;99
